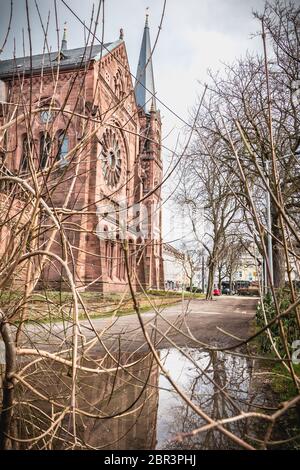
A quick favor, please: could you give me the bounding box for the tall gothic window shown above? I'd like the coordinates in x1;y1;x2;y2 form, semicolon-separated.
104;228;115;278
145;139;151;152
20;134;31;173
128;239;135;275
57;130;69;167
108;242;114;278
104;227;109;272
40;132;51;169
120;245;125;280
116;236;121;279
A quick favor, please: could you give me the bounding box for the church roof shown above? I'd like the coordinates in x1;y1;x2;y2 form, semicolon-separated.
0;40;122;79
135;14;156;114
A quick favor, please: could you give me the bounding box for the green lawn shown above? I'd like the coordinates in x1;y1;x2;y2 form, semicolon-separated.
0;288;204;323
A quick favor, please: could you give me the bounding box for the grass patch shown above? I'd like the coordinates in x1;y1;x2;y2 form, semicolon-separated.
146;289;204;299
0;287;205;324
1;288;186;324
271;362;300;401
253;297;300;407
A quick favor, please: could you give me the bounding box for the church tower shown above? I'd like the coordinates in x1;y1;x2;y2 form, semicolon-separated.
135;12;164;290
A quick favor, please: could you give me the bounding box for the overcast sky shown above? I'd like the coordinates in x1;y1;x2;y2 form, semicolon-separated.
0;0;268;242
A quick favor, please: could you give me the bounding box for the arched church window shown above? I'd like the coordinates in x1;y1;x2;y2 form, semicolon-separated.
109;241;115;278
136;237;144;267
120;245;125;280
104;226;109;266
40;109;54;124
128;239;135;274
20;134;31;173
40;132;51;169
39;97;55;124
57;130;69;167
145;139;151;152
116;236;121;279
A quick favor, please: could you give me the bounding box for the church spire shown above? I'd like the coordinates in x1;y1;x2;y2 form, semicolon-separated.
135;9;156;114
61;22;68;51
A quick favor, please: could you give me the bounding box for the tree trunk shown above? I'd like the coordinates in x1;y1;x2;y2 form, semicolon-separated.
206;260;215;300
0;311;16;450
229;271;232;292
271;205;285;288
273;241;285;288
189;274;193;292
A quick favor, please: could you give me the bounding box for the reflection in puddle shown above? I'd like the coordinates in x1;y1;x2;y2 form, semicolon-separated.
12;347;259;449
157;349;251;449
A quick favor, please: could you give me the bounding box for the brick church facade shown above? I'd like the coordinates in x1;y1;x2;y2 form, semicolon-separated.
0;16;164;292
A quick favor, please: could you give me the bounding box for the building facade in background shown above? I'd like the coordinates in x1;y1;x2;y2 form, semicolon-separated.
233;253;259;283
163;243;188;290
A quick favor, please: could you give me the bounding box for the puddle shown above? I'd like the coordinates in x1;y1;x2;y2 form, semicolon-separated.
4;347;299;449
4;348;260;450
156;348;251;449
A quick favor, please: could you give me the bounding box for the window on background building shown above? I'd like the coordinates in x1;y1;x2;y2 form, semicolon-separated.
40;132;51;169
57;131;69;167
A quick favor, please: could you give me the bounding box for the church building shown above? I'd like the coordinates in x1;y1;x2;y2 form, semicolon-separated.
0;15;164;292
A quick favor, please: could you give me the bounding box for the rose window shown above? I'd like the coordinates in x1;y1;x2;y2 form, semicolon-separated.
100;129;122;188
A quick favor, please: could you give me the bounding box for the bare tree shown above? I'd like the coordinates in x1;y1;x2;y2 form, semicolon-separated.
192;1;300;288
177;138;241;299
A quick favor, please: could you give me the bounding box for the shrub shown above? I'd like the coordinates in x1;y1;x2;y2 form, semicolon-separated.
256;289;299;357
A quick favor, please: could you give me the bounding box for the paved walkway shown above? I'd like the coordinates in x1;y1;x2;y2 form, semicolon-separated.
19;296;259;354
78;295;258;352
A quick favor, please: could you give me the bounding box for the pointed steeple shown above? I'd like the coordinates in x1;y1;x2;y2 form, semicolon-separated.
150;97;156;113
61;22;68;51
135;10;156;114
